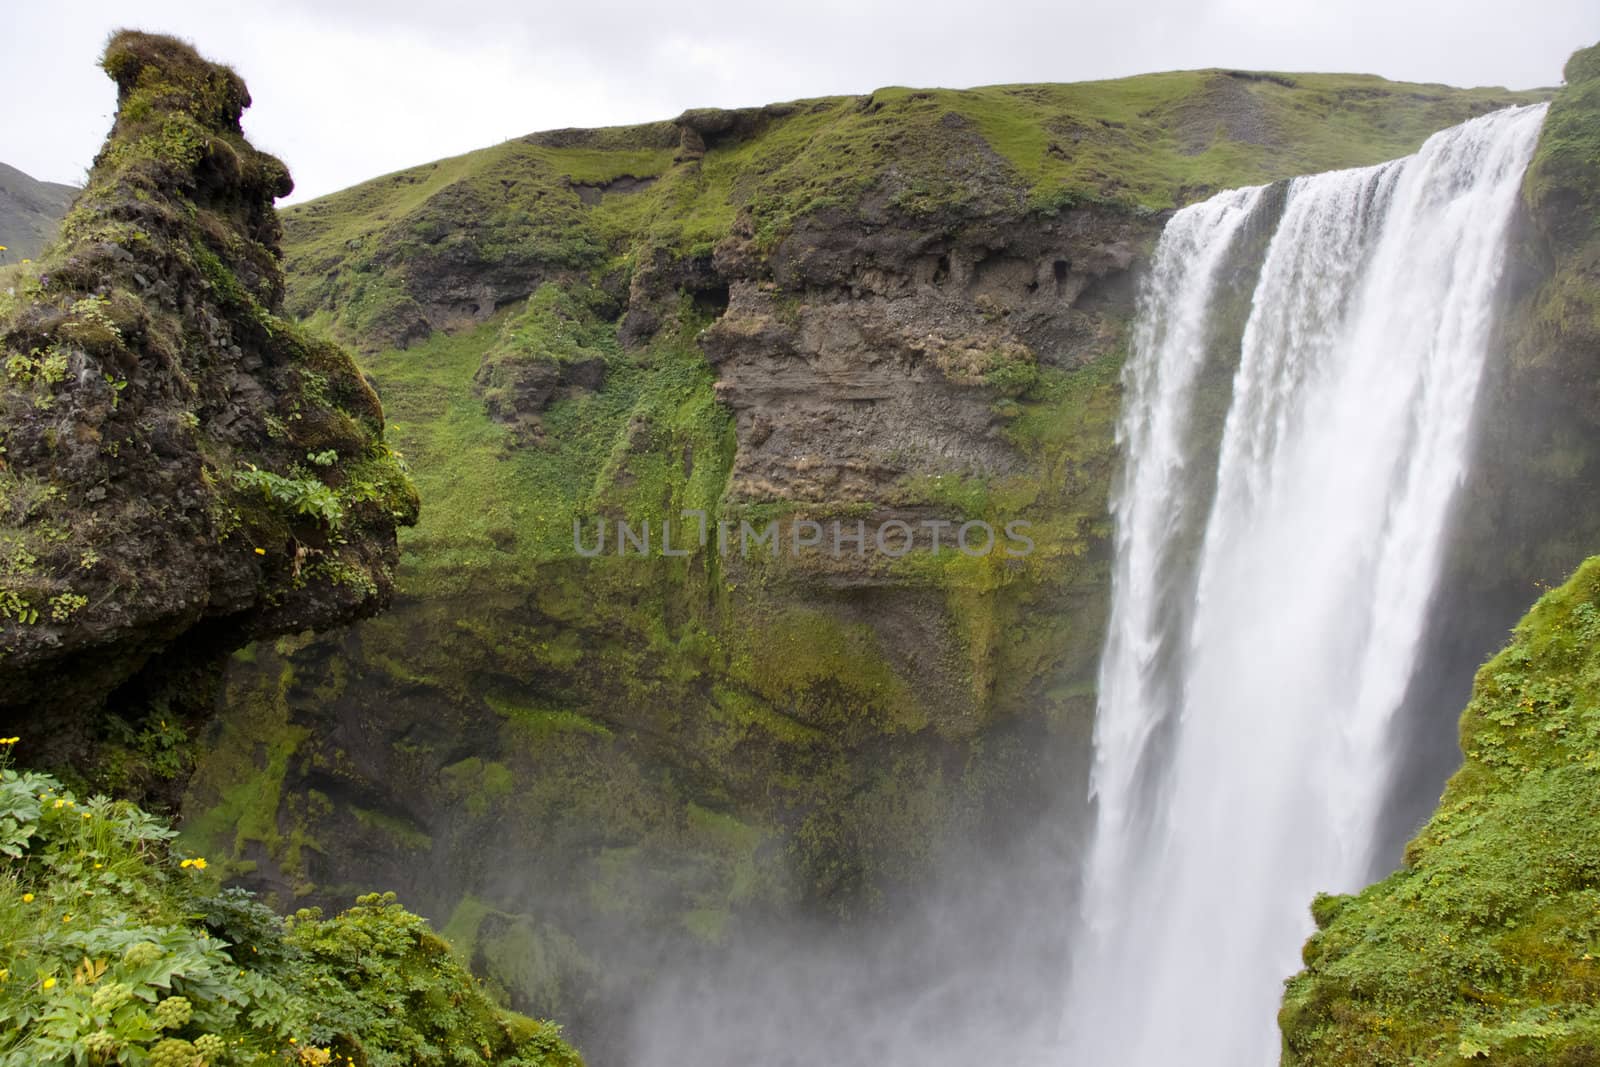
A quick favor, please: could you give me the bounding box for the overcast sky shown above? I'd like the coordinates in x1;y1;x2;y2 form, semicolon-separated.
4;1;1597;204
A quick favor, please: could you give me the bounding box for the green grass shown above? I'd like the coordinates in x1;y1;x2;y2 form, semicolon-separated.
365;293;732;599
283;69;1546;342
946;71;1545;206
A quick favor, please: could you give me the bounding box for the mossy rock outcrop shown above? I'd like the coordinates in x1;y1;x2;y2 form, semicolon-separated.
1282;555;1600;1064
0;32;417;797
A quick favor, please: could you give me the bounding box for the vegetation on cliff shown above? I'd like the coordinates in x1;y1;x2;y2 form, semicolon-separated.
0;32;417;794
0;34;592;1065
1507;39;1600;537
0;752;579;1067
1456;40;1600;603
1282;555;1600;1064
280;69;1542;350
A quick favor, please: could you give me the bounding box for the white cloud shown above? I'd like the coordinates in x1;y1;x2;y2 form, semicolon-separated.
2;0;1595;203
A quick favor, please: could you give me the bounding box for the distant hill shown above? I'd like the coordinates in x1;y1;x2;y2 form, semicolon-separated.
0;161;77;265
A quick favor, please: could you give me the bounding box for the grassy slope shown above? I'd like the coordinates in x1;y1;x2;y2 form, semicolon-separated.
0;162;76;267
281;69;1544;341
1282;557;1600;1065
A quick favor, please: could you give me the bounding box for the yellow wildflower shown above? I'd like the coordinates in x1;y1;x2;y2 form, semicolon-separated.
0;737;18;745
254;547;266;555
42;977;55;989
21;893;33;903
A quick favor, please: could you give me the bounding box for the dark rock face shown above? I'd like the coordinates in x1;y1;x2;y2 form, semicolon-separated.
0;32;416;792
672;104;797;162
706;206;1142;505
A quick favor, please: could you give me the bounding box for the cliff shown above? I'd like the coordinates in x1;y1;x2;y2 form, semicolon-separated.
178;61;1551;1053
0;30;591;1067
0;32;417;798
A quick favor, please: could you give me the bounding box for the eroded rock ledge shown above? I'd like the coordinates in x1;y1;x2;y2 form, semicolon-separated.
704;205;1138;504
0;32;417;791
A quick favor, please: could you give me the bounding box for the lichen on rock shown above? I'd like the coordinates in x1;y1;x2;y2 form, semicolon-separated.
0;31;417;790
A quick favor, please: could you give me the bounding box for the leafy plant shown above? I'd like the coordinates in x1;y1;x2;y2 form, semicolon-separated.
0;757;583;1067
233;469;344;529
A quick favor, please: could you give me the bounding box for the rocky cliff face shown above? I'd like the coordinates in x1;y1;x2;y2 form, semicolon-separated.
703;204;1137;508
180;62;1552;1056
0;33;416;797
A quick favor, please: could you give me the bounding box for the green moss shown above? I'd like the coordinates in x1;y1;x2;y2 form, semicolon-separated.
349;805;432;852
1282;556;1600;1065
1515;42;1600;388
441;757;515;818
178;649;308;875
487;283;618;366
488;697;615;742
0;31;416;745
734;606;924;732
1524;43;1600;245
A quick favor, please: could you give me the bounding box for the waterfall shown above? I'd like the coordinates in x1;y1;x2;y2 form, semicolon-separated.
1062;102;1548;1066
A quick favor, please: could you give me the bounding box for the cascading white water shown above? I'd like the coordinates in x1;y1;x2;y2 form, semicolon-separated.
1062;103;1548;1066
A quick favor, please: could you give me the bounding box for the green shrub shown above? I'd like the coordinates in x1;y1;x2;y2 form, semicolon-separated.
0;753;582;1067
